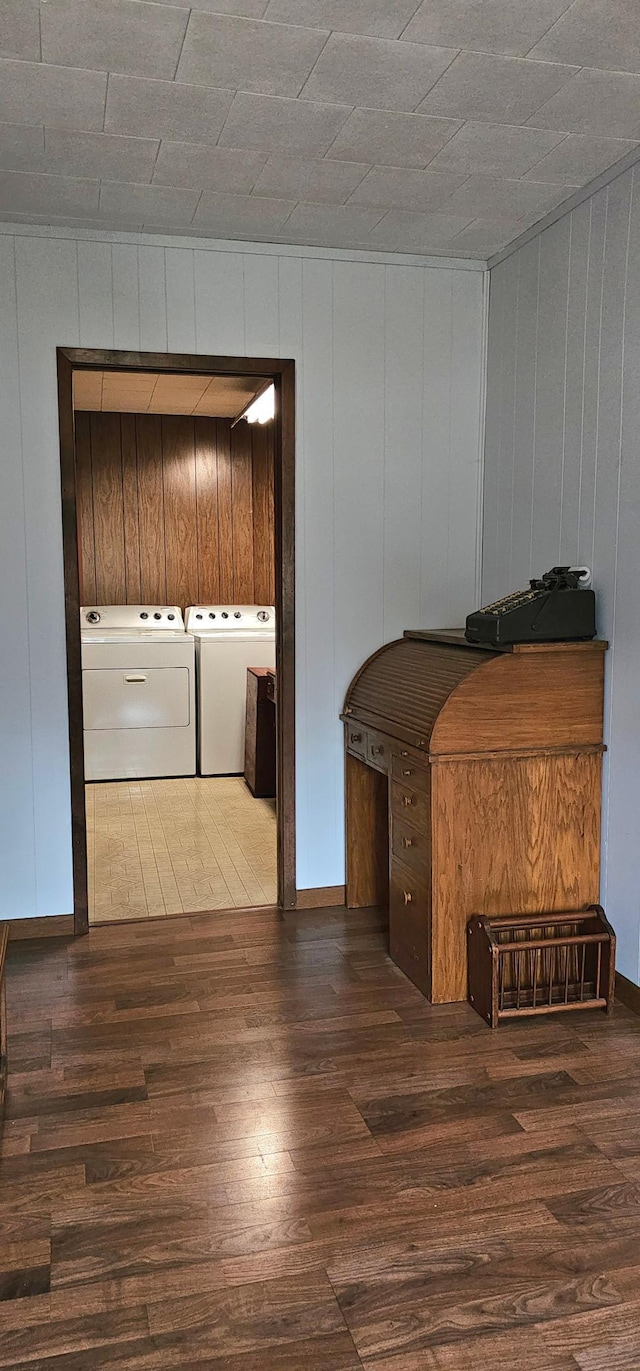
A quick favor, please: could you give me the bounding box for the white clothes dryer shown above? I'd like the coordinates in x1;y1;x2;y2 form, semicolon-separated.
185;605;276;775
81;606;196;781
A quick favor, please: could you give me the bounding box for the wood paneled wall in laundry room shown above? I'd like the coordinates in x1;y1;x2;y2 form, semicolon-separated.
75;412;275;610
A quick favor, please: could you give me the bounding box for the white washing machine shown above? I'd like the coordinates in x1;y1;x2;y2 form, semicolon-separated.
185;605;276;775
81;606;196;781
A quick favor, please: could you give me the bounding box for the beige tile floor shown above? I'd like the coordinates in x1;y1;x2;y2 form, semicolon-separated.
86;776;277;925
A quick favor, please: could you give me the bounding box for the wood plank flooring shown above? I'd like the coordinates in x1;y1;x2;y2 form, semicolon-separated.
3;906;640;1369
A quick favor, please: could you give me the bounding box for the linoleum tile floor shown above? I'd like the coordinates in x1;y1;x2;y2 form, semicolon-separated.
86;776;277;923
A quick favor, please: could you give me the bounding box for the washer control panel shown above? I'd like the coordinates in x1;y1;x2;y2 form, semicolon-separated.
185;605;275;633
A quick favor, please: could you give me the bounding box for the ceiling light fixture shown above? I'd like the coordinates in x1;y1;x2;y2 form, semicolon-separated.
232;381;275;427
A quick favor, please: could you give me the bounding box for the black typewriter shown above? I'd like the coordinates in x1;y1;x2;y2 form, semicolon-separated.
465;567;596;647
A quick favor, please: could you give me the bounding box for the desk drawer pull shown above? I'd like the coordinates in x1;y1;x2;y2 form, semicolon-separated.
401;794;414;807
403;890;413;905
124;674;147;683
402;768;412;777
401;836;414;849
371;745;383;756
349;732;362;744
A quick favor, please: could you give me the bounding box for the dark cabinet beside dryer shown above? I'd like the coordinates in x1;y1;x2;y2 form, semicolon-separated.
245;667;276;798
341;630;607;1004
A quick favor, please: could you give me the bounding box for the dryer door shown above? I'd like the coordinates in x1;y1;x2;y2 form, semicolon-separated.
83;667;190;730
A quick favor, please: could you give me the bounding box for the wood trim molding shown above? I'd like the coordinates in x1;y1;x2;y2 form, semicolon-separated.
296;887;346;910
57;346;296;933
8;916;75;941
616;971;640;1016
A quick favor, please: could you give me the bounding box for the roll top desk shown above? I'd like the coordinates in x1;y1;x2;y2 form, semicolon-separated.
341;630;607;1004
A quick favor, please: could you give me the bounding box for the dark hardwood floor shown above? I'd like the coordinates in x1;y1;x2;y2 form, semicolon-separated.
2;905;640;1369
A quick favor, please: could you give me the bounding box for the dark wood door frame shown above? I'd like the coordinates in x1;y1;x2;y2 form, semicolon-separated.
57;347;296;935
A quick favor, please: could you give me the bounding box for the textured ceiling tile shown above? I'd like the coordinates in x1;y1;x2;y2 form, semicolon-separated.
167;0;269;11
522;132;640;183
280;201;386;242
347;164;467;210
252;155;369;203
105;76;235;143
427;121;566;175
153;142;266;192
447;216;523;251
0;0;40;60
0;58;107;131
176;12;328;97
528;0;640;74
98;180;200;224
403;0;575;58
528;68;640;138
445;173;571;219
366;208;474;249
192;190;296;233
328;108;461;167
0;170;100;216
218;92;352;155
41;0;189;80
45;129;160;182
299;33;457;112
264;0;424;40
418;52;579;124
0;123;45;174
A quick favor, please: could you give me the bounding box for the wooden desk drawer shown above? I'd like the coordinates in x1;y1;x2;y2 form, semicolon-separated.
391;752;429;792
390;777;429;827
391;814;430;874
346;724;367;759
367;730;390;773
389;858;430;997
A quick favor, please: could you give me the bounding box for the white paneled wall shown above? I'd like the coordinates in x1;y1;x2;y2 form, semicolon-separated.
0;226;485;918
483;163;640;982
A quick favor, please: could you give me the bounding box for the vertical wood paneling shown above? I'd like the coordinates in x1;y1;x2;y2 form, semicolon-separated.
120;414;141;603
162;415;198;607
252;422;275;605
136;414;167;604
91;413;126;603
75;412;96;605
230;420;254;602
194;416;220;605
2;226;484;919
483;161;640;982
216;418;234;603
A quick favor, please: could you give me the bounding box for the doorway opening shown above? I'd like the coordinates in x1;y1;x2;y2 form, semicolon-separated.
57;349;295;934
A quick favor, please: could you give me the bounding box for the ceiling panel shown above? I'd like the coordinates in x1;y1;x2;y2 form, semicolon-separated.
72;370;268;418
1;0;640;259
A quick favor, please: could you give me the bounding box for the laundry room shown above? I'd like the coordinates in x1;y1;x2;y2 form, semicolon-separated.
72;367;278;925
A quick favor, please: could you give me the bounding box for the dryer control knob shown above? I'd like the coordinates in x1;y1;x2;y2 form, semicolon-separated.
209;612;215;619
86;610;101;623
257;610;270;622
140;612;148;619
222;612;229;619
234;612;241;619
153;612;162;620
167;613;175;620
